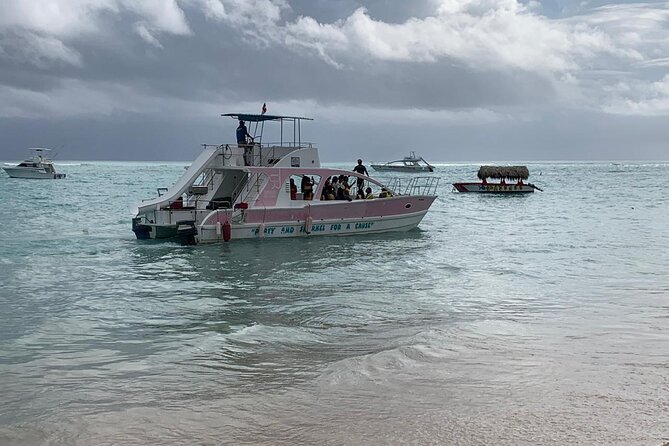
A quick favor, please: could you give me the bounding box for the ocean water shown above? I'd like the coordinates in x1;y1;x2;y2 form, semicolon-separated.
0;161;668;445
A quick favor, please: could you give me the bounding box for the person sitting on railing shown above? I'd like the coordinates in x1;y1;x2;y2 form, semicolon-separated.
236;120;254;166
378;187;393;198
365;187;374;199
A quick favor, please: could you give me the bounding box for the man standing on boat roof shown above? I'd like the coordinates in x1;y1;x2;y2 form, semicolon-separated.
236;119;254;166
353;158;369;191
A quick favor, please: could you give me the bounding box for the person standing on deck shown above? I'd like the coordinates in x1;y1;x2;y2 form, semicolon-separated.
353;159;369;191
236;120;254;166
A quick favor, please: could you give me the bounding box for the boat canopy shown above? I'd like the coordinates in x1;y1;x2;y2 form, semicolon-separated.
477;165;529;180
222;113;313;122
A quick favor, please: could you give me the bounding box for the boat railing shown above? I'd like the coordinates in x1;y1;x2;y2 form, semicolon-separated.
201;142;314;167
386;178;403;194
230;171;264;205
403;176;440;196
382;177;439;196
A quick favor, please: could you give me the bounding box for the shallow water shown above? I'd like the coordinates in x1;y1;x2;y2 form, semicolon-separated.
0;161;668;445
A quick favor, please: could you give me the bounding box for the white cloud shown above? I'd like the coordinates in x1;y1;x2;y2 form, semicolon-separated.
123;0;192;36
3;0;669;119
0;0;192;66
0;0;118;37
280;1;627;73
0;31;83;67
602;75;669;116
134;23;163;48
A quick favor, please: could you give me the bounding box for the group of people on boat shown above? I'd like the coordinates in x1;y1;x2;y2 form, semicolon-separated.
287;172;393;202
234;120;395;200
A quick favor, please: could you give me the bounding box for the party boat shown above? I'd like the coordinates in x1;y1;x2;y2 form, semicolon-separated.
2;148;66;179
452;165;542;193
132;113;439;244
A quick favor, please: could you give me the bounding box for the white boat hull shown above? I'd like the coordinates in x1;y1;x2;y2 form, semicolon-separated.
133;195;437;244
196;210;429;243
371;165;433;173
3;167;65;179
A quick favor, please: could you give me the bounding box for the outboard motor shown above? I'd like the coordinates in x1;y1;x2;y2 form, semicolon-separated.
132;217;151;240
176;220;198;245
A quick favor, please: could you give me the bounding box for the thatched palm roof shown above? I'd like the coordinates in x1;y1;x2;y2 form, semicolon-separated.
477;165;529;180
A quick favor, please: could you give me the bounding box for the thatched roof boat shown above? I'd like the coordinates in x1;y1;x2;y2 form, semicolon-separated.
452;165;542;193
477;165;529;180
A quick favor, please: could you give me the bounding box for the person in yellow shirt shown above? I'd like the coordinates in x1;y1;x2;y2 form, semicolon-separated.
365;187;374;199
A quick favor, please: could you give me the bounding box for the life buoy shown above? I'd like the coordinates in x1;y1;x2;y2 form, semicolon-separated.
223;220;231;242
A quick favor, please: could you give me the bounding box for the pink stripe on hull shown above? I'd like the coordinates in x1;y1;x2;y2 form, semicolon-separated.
205;196;435;225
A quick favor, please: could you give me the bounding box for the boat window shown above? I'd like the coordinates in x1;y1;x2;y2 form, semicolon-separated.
289;174;321;200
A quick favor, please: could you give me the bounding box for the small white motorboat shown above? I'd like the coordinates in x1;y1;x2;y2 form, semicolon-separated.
370;151;435;172
2;148;66;179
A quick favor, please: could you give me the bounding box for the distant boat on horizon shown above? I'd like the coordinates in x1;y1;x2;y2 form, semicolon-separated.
370;151;435;173
2;148;66;179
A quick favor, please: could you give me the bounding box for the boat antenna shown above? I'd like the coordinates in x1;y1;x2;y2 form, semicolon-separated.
53;141;66;159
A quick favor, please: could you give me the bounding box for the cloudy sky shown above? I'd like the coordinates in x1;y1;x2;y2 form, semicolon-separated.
1;0;669;161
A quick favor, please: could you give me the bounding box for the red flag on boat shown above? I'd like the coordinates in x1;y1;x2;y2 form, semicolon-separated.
261;103;267;114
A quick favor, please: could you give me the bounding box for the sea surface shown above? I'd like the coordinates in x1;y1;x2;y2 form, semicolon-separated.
0;161;667;445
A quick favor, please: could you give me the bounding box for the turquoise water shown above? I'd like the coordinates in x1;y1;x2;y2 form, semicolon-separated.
1;161;668;445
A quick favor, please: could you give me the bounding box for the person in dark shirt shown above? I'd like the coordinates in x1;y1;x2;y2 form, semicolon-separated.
353;159;369;191
236;120;253;144
236;120;254;165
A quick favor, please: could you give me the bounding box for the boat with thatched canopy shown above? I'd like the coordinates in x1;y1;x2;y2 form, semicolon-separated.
452;165;541;193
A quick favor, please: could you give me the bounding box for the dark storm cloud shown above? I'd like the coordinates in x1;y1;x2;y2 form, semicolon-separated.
1;0;669;161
